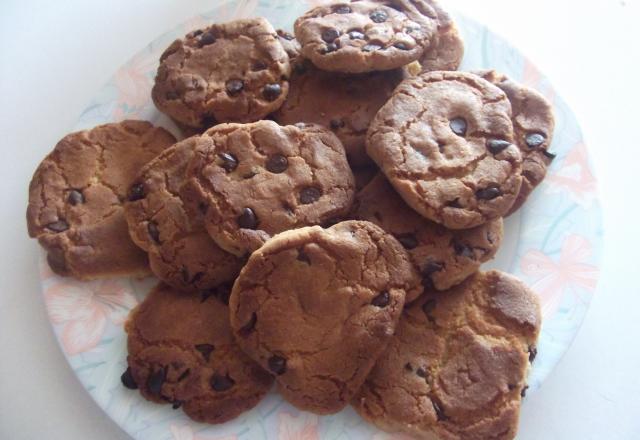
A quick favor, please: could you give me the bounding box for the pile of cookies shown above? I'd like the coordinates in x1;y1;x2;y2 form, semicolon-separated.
26;1;557;439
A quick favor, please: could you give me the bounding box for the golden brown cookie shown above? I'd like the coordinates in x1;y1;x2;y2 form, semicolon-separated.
27;121;176;279
353;270;541;440
122;283;274;424
229;220;422;414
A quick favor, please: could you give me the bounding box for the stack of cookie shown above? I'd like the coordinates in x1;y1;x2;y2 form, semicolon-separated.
26;1;557;439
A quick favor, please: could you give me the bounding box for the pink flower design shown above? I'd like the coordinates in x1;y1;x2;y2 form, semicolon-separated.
45;279;137;355
547;142;598;206
278;411;319;440
521;234;599;317
170;424;236;440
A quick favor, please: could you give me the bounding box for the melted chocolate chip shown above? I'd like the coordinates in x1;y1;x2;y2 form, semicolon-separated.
453;242;475;259
266;154;288;173
487;139;511;154
322;28;340;43
121;367;138;389
147;367;167;396
67;189;84;205
263;83;282;101
362;43;382;52
370;9;388;23
446;198;462;208
371;291;390;307
422;298;437;322
210;374;235;392
528;345;538;363
166;90;179;100
218;152;238;172
253;60;268;71
297;248;311;264
322;43;339;54
47;220;69;233
422;262;444;276
348;30;365;40
404;363;413;372
449;117;467;136
433;400;447;421
226;79;244;96
393;42;409;50
172;400;183;410
396;234;418;250
334;4;352;14
330;119;345;130
416;367;427;378
195;344;215;362
268;356;287;375
128;183;145;201
300;187;322;204
199;32;216;47
238;207;258;229
521;385;529;398
476;187;502;200
525;132;546;148
148;221;160;243
191;30;203;37
238;313;258;337
542;150;557;160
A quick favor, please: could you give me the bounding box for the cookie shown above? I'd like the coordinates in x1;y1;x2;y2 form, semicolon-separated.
27;121;176;279
367;71;523;229
353;270;541;440
354;174;503;291
229;220;422;414
152;18;291;129
273;62;404;166
181;120;355;256
124;136;244;293
475;70;556;215
123;283;274;424
294;0;438;73
419;0;464;72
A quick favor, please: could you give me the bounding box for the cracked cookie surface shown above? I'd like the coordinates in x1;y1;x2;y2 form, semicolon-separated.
152;18;291;129
123;283;274;424
273;61;404;166
353;270;541;440
294;0;438;73
419;0;464;72
27;120;176;279
124;136;243;292
475;70;556;215
353;174;503;291
367;71;523;229
181;120;355;256
229;220;422;414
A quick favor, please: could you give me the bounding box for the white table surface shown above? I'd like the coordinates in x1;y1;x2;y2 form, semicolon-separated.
1;0;640;439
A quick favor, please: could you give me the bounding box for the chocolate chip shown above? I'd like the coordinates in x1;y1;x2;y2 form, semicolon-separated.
446;198;462;208
330;119;345;130
238;207;258;229
46;220;69;233
508;383;516;391
128;183;145;201
334;4;352;13
147;367;167;396
528;345;538;363
371;291;390;307
226;79;244;96
238;313;257;337
253;60;268;71
268;355;287;375
422;298;437;322
210;374;235;392
370;9;388;23
432;400;447;421
121;367;138;390
449;117;467;136
393;42;409;50
300;187;322;204
542;150;557;160
297;248;311;264
348;30;365;40
172;400;184;410
422;262;444;276
487;139;511;154
404;363;413;372
277;30;294;41
521;385;529;398
195;344;215;362
476;187;502;200
191;29;203;37
263;83;282;101
525;132;546;148
67;189;84;206
218;152;238;172
199;32;216;47
177;369;191;382
266;154;288;173
453;242;475;259
322;28;340;43
166;90;179;100
416;367;427;378
322;43;338;54
362;43;382;52
148;221;160;243
396;234;418;250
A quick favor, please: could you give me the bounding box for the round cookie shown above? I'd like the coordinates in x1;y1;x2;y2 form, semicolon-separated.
353;270;541;440
182;120;355;256
123;283;274;424
367;71;523;229
27;121;176;279
419;0;464;72
152;18;291;129
475;70;556;215
353;174;503;291
272;62;404;166
124;136;243;293
229;221;422;414
294;0;438;73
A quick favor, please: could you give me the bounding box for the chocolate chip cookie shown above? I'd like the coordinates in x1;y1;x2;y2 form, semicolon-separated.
181;121;355;256
294;0;438;73
419;0;464;72
475;70;556;215
367;71;523;229
272;62;404;166
123;283;273;424
152;18;291;129
353;270;541;440
353;174;503;291
124;136;243;293
229;220;422;414
27;121;176;279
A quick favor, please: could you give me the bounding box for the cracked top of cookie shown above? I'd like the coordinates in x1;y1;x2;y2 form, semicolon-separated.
181;120;356;256
367;71;523;229
229;220;422;414
27;120;176;279
152;18;291;128
294;0;438;73
124;137;243;293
